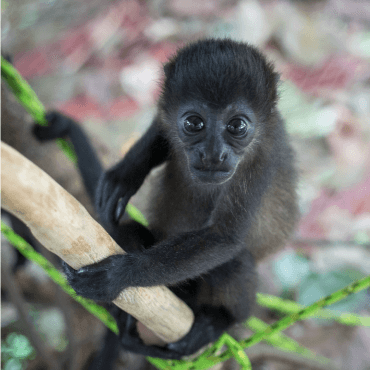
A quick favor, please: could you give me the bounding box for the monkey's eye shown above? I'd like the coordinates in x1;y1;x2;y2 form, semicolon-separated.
184;116;204;133
227;119;248;136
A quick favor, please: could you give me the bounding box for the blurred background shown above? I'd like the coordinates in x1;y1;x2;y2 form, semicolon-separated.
2;0;370;369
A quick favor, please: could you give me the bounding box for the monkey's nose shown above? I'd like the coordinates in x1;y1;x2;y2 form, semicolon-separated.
200;151;227;167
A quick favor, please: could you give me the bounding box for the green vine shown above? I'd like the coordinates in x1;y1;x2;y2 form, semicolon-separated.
1;56;146;224
1;221;119;335
256;293;370;326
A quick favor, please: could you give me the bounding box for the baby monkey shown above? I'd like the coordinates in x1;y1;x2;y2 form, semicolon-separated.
34;38;298;361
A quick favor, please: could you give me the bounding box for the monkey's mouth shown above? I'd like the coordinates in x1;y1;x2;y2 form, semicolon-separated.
192;167;231;184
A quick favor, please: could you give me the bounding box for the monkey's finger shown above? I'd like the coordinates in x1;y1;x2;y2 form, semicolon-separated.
95;173;114;214
98;175;110;208
105;186;124;225
114;193;131;223
102;176;120;211
95;172;109;208
115;198;125;223
94;177;103;208
62;261;78;277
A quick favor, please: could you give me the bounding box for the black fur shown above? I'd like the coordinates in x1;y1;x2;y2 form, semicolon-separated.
33;39;298;362
95;120;169;228
161;39;279;117
34;113;103;201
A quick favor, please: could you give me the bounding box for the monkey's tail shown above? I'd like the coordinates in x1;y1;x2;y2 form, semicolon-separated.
87;328;121;370
33;111;103;203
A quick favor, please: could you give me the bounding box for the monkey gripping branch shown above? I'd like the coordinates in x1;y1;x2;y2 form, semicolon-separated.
1;141;194;344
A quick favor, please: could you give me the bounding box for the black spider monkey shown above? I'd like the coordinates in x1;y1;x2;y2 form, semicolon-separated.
33;38;298;361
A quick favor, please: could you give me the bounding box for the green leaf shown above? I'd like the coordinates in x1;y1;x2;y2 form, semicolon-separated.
4;358;23;370
6;333;34;359
354;230;370;245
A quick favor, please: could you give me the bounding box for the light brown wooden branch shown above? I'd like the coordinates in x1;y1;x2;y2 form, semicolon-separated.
1;141;194;343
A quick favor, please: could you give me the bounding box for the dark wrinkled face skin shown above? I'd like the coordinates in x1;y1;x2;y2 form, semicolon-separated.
177;99;256;185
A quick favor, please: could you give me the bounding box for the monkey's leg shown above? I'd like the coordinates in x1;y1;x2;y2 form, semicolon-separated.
111;255;254;360
88;320;121;370
196;251;257;324
164;254;256;358
113;300;234;360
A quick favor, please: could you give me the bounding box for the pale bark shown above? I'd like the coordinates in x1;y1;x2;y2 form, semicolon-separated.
1;141;194;343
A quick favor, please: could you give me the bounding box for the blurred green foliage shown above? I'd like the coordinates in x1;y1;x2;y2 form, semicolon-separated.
1;333;35;370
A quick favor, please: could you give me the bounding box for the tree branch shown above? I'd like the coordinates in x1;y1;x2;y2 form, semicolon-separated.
1;141;194;344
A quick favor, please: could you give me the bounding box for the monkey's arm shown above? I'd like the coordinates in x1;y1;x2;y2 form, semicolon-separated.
63;162;274;301
33;112;157;249
63;220;250;301
63;222;250;358
95;120;170;227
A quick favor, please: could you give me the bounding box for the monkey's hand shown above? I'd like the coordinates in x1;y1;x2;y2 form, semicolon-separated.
95;120;170;227
33;111;73;141
62;254;138;302
117;305;233;360
95;165;143;227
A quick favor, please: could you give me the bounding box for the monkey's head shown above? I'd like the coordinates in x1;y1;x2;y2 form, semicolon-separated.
159;39;280;185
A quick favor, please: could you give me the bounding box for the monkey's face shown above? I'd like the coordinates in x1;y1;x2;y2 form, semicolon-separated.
176;100;256;185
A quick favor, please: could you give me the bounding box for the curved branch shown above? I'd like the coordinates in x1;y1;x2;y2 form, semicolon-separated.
1;141;194;343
